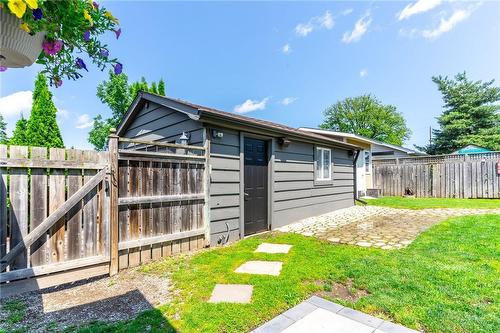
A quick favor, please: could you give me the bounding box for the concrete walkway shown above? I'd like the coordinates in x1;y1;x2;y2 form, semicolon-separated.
278;206;500;249
252;296;420;333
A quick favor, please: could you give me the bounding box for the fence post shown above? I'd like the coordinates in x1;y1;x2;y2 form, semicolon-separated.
108;129;119;276
203;139;211;247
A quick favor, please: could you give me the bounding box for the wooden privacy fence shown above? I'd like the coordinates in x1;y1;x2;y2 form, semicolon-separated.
115;137;208;270
0;135;209;296
0;145;110;293
373;152;500;198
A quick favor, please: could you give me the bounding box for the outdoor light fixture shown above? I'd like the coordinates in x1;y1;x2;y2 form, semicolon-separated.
211;129;224;139
278;137;291;147
179;132;190;145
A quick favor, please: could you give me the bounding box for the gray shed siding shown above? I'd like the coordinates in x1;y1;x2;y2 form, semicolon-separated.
272;142;354;228
122;102;204;145
208;128;241;245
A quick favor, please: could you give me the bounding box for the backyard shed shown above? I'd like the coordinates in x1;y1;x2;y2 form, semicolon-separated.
117;92;361;246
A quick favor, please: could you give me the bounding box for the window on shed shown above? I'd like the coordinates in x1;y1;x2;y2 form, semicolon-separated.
316;147;331;180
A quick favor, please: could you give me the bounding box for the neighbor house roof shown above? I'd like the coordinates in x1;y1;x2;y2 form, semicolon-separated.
298;128;426;155
117;92;362;150
452;145;492;155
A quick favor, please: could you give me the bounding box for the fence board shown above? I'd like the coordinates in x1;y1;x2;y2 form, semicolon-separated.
0;145;7;259
49;148;66;263
10;146;29;269
66;150;83;260
373;153;500;199
30;147;48;266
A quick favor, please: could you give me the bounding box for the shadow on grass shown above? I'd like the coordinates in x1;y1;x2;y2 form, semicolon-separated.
1;285;176;333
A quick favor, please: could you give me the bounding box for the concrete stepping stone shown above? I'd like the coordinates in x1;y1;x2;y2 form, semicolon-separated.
255;243;292;254
235;261;283;276
208;284;253;303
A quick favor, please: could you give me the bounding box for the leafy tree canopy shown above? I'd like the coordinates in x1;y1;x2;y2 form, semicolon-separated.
25;73;65;148
0;115;7;144
9;116;28;146
418;72;500;154
320;94;411;146
88;72;166;150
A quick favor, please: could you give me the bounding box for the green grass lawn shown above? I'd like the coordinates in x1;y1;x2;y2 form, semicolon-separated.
70;214;500;333
364;196;500;210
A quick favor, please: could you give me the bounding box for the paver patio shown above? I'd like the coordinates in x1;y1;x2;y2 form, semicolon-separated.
252;296;420;333
278;206;500;249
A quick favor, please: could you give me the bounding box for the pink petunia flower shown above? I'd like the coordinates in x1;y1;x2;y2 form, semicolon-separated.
42;40;63;56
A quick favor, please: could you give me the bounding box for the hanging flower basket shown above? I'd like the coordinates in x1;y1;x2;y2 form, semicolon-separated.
0;0;122;86
0;9;44;68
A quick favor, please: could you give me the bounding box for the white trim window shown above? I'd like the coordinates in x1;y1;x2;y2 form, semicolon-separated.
315;147;332;180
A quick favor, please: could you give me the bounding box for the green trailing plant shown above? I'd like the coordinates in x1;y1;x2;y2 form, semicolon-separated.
1;0;122;86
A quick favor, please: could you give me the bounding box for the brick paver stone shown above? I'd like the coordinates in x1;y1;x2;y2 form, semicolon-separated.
208;284;253;303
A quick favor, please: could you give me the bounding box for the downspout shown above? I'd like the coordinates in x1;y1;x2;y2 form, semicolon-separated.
353;149;367;205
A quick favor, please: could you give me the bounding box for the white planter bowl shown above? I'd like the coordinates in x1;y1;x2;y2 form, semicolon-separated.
0;9;45;68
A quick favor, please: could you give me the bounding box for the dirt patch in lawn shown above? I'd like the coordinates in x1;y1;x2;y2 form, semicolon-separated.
0;268;172;333
313;279;368;302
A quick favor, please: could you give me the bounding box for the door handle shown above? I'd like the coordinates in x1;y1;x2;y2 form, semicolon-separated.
244;192;249;201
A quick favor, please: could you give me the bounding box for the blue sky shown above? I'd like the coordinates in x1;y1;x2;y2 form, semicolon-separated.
1;0;499;150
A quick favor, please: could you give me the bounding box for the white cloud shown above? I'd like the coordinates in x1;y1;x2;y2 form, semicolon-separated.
280;97;297;106
234;98;269;114
342;12;372;43
342;8;353;16
295;10;335;37
319;11;334;29
282;43;291;54
57;108;70;119
398;0;442;21
421;9;471;39
75;114;94;129
360;69;368;77
295;23;314;37
0;91;32;118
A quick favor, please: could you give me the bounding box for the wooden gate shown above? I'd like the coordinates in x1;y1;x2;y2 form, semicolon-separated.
0;145;109;296
112;137;209;270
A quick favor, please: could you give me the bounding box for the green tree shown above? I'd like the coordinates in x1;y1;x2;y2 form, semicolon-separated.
9;115;28;146
320;95;411;146
158;79;166;96
25;73;64;148
88;71;166;150
0;114;7;144
418;72;500;154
